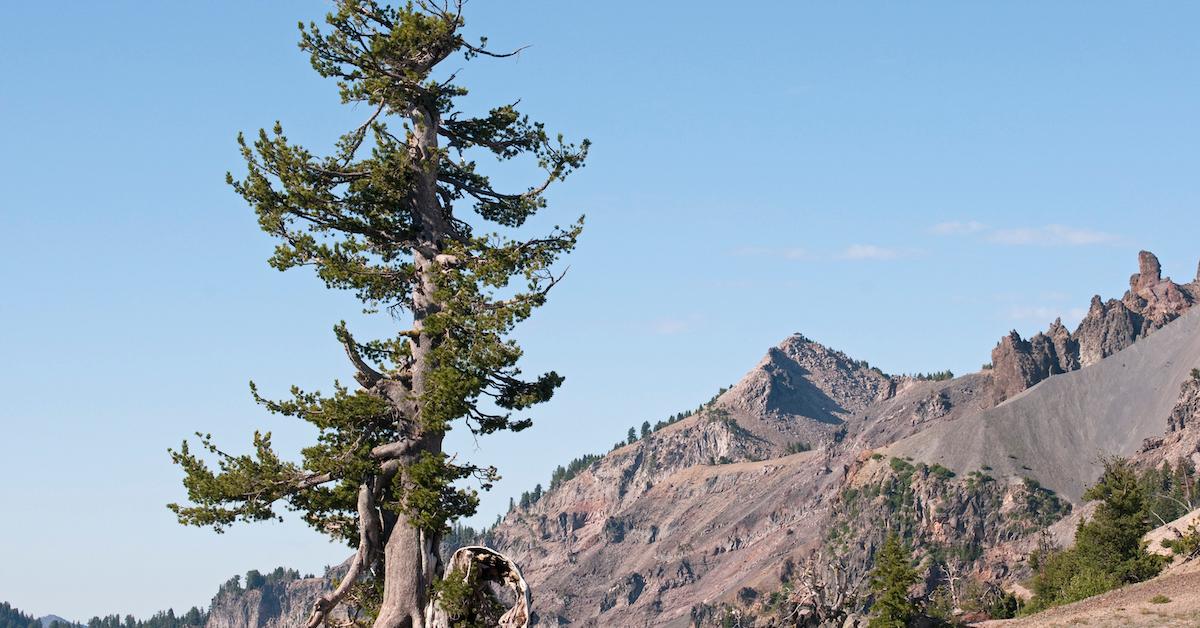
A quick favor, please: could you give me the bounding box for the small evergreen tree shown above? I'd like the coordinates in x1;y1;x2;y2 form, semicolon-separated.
1025;457;1166;612
640;420;651;439
1073;457;1163;583
868;533;919;628
245;569;267;589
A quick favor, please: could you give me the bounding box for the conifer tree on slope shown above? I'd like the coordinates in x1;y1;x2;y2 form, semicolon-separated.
869;533;919;628
167;2;588;626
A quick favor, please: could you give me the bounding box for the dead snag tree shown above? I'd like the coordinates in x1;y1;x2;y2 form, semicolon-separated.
168;2;588;626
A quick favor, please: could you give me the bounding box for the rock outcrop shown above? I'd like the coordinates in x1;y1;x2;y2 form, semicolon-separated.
1169;372;1200;433
990;330;1065;404
1075;295;1142;368
1123;250;1194;335
203;568;349;628
990;251;1197;402
1137;369;1200;469
832;457;1071;586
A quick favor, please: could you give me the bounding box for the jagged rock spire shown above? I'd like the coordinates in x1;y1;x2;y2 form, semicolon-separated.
1131;250;1162;292
991;250;1197;401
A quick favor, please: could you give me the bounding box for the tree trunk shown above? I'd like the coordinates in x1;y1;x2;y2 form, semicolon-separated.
374;516;439;628
373;103;449;628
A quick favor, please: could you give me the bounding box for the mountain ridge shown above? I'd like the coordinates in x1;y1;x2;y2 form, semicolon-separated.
484;250;1200;626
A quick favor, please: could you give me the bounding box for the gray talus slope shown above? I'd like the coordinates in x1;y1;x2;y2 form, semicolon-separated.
886;306;1200;502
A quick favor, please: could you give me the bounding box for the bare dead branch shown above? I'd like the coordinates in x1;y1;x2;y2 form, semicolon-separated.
305;483;375;627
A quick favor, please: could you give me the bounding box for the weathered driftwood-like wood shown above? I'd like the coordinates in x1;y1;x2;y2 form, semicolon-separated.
428;546;531;628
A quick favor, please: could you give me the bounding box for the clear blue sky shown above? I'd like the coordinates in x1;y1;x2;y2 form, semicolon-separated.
2;0;1198;620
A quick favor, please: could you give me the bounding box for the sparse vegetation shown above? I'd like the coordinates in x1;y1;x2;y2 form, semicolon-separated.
1161;520;1200;558
903;370;955;382
926;577;1019;623
650;385;732;433
512;385;739;513
1139;459;1198;525
927;464;956;480
517;484;544;510
550;454;603;490
889;457;915;474
1149;594;1171;604
786;441;813;454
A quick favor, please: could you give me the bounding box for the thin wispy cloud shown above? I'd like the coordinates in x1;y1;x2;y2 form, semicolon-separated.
649;317;700;336
988;225;1119;247
930;221;1120;247
838;244;905;261
732;244;913;262
730;246;811;260
931;220;988;236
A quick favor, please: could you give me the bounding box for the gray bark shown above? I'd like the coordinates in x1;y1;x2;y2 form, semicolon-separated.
373;102;450;628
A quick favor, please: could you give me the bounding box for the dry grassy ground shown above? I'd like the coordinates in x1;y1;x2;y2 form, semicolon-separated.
980;509;1200;627
979;563;1200;627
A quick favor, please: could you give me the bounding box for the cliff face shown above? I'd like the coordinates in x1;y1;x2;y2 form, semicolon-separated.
203;568;349;628
205;582;319;628
830;456;1072;587
990;251;1199;402
1135;370;1200;469
1168;372;1200;434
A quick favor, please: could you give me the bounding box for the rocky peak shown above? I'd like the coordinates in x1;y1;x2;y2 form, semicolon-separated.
990;330;1064;404
1046;317;1080;372
1122;251;1193;334
990;250;1196;401
719;334;893;424
1075;296;1140;367
1130;250;1162;293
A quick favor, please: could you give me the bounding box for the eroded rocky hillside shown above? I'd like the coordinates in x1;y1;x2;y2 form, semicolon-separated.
481;251;1200;627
